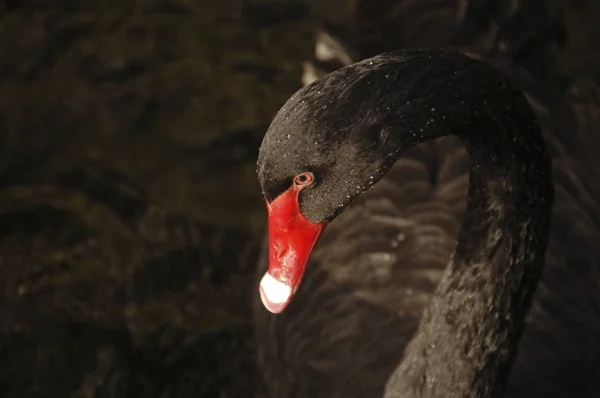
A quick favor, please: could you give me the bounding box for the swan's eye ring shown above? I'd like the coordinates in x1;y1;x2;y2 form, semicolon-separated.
294;172;314;187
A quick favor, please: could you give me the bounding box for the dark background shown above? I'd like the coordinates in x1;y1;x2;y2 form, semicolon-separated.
0;1;598;397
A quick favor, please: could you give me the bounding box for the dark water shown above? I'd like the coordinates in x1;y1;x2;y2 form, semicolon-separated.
0;1;316;396
0;1;599;397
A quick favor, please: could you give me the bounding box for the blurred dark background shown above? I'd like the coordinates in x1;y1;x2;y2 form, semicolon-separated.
0;1;598;397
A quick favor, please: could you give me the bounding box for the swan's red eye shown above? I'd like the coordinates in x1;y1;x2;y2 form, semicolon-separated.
294;172;314;186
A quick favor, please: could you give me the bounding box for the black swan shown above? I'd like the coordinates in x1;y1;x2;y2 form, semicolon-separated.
253;23;600;398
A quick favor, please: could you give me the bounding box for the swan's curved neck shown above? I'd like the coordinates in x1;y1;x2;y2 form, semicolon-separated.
386;92;553;397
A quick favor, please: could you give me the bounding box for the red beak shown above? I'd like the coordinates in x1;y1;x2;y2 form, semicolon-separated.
259;186;325;314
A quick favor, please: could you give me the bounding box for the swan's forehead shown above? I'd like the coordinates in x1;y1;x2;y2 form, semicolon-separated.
258;95;345;183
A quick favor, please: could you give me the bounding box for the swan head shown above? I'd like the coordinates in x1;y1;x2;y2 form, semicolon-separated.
256;49;497;313
257;54;415;313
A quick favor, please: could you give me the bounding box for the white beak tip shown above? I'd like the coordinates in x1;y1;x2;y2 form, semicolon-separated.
259;273;293;314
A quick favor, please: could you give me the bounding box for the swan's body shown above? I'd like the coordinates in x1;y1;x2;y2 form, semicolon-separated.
253;7;600;398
